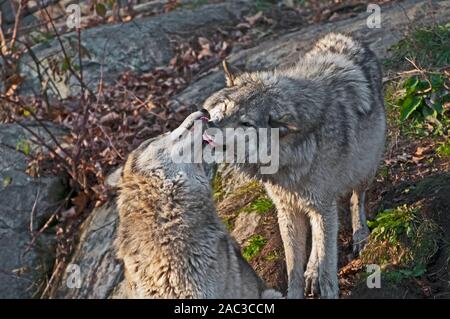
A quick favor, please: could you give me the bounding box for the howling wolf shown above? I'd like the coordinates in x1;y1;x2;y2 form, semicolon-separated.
203;33;386;298
114;111;281;299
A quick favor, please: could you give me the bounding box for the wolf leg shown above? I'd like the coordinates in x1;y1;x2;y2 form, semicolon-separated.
266;184;309;298
308;203;339;299
350;188;370;255
304;236;319;297
277;208;309;299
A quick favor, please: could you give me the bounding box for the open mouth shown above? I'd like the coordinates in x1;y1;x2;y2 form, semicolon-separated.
202;130;216;146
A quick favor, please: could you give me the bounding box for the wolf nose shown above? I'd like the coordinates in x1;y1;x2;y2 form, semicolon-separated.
200;109;210;118
208;120;218;128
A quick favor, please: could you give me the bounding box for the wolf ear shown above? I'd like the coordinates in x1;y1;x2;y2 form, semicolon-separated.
269;113;300;137
105;166;123;188
222;60;241;87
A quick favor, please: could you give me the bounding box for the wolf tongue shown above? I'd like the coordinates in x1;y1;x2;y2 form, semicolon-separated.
202;131;216;146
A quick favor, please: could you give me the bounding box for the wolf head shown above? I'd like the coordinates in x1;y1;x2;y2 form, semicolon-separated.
202;61;323;175
203;61;302;138
106;110;215;187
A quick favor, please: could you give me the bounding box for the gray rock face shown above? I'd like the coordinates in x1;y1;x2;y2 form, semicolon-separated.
172;0;450;109
52;201;124;299
19;1;253;98
0;123;66;298
50;0;450;298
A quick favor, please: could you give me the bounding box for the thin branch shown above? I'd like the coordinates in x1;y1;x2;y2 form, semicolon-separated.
9;0;24;52
21;40;51;108
15;122;71;171
30;187;41;234
77;27;84;99
118;84;166;120
0;10;7;54
25;189;73;253
98;124;124;160
41;3;94;97
40;260;64;299
0;95;72;160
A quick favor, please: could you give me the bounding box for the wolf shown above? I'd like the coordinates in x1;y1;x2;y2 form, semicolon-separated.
202;33;386;298
113;110;281;299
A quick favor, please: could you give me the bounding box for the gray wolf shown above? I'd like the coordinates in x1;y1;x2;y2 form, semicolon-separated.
113;111;281;299
203;33;386;298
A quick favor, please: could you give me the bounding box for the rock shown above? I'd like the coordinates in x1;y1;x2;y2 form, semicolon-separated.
51;0;450;298
19;0;254;98
172;0;450;109
232;212;262;245
50;200;124;299
0;123;67;298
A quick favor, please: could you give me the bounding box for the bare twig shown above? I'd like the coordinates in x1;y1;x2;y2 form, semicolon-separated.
29;187;41;234
2;13;65;37
98;124;124;160
118;84;166;120
405;57;424;75
77;27;84;99
15;37;64;99
40;260;64;299
0;11;7;54
1;0;62;25
9;0;24;52
21;40;51;108
41;3;94;97
15;123;71;171
0;95;72;160
25;189;73;253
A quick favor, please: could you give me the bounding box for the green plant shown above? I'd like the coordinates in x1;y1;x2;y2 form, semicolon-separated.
384;264;427;283
221;216;234;232
243;197;274;214
16;140;31;156
397;73;449;135
242;235;267;261
212;172;224;202
2;176;12;188
436;140;450;158
362;204;440;273
378;165;389;179
386;23;450;69
264;250;280;262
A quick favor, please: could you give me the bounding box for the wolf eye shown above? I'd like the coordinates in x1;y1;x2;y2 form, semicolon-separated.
240;121;253;127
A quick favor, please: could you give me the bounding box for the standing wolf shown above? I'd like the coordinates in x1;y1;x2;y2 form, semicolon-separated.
114;111;280;298
203;33;386;298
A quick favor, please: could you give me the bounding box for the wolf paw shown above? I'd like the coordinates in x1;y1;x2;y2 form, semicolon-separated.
318;273;339;299
304;267;320;297
352;226;370;256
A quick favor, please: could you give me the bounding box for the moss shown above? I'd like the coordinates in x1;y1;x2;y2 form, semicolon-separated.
212;171;225;202
264;250;280;262
242;235;267;261
361;204;440;282
385;23;450;70
241;196;274;215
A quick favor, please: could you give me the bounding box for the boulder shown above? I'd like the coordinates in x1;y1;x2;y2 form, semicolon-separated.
51;0;450;298
0;123;67;298
51;200;124;299
171;0;450;109
19;0;254;98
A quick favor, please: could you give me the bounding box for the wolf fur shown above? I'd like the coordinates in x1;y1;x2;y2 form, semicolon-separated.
115;111;281;299
203;33;386;298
